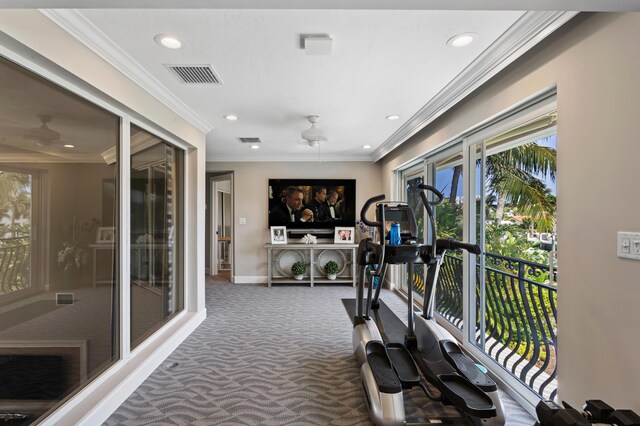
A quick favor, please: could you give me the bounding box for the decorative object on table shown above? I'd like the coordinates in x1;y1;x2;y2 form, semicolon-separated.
136;234;153;244
270;226;287;244
96;226;115;243
300;233;317;244
291;261;306;280
324;260;339;280
334;226;355;243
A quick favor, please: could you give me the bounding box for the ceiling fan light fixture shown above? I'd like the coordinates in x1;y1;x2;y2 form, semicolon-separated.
25;114;61;145
300;115;326;144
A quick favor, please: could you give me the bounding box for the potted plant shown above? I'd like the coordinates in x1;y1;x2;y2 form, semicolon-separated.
291;261;306;280
324;260;339;280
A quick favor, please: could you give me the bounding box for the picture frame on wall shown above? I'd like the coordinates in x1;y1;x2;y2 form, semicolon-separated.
270;226;287;244
96;227;115;244
334;227;355;244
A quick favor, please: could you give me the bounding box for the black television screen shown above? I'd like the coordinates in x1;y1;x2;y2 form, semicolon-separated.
268;178;356;231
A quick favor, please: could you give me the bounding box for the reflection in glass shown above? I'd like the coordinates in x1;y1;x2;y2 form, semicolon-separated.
130;125;184;349
0;57;119;423
403;174;426;298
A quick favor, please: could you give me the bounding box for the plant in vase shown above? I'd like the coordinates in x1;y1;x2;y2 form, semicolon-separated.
57;217;99;288
324;260;339;280
291;261;306;280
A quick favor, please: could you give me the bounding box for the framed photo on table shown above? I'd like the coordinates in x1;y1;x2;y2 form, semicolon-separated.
96;226;115;244
334;227;355;243
270;226;287;244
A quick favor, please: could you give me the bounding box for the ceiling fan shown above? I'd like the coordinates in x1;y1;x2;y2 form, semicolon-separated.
299;115;328;147
23;114;65;147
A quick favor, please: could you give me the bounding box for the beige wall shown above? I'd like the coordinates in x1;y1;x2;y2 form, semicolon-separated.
381;13;640;410
207;161;383;281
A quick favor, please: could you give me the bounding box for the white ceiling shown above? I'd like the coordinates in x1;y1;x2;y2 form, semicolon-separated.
6;2;638;162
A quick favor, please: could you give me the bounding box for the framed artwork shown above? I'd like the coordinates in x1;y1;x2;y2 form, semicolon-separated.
270;226;287;244
96;226;115;244
334;227;355;243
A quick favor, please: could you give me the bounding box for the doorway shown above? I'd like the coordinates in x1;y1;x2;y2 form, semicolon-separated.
208;173;233;279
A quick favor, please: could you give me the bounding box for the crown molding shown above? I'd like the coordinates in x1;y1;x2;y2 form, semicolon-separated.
40;9;214;134
207;154;373;162
372;11;577;162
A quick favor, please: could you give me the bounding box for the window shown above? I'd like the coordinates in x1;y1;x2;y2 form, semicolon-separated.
130;125;184;349
399;93;558;403
0;56;120;422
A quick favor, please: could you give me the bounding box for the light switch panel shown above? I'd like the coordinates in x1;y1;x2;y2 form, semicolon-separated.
618;231;640;260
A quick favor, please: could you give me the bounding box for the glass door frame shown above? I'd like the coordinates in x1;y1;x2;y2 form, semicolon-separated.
461;93;558;408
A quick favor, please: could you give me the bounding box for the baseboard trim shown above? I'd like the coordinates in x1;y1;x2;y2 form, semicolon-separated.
233;276;267;284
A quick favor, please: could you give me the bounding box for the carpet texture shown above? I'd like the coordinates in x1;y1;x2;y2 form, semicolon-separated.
104;277;536;425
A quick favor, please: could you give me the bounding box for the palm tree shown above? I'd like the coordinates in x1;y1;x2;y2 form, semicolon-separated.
0;171;32;238
485;141;556;232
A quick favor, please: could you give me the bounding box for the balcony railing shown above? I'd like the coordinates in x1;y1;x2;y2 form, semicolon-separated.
435;252;558;400
0;237;31;295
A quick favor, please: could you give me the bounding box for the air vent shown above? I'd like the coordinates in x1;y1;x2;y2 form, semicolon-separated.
164;64;222;84
238;138;261;144
56;292;74;305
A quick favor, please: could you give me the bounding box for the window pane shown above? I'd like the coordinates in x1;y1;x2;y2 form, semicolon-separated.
402;174;425;297
434;152;465;330
472;130;559;400
0;57;119;423
130;125;184;349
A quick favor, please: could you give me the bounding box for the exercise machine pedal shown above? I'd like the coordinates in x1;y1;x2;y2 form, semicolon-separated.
366;341;402;394
386;342;421;389
438;374;496;419
440;340;496;392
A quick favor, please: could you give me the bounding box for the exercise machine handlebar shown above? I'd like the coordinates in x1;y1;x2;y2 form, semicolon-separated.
436;238;481;255
360;194;386;228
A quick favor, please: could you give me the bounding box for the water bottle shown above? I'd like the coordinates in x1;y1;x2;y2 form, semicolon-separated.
389;222;401;245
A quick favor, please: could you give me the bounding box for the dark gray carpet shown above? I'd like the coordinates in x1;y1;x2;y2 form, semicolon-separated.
104;277;536;425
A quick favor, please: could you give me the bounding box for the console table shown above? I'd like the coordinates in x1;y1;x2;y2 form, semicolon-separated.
265;243;358;287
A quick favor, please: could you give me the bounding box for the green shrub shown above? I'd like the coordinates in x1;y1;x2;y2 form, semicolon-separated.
291;261;306;276
324;260;339;275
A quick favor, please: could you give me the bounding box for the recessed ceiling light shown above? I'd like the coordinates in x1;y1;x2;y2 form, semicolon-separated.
362;145;372;149
250;145;260;150
154;34;183;49
386;115;400;120
63;144;75;148
447;33;477;48
223;114;238;121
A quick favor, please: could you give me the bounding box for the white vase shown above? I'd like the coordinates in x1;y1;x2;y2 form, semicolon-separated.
294;275;304;280
327;273;337;280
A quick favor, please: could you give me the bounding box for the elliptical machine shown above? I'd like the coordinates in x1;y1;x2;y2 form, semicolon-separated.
352;185;504;425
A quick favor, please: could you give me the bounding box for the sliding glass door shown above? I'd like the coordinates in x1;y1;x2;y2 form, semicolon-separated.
399;95;558;402
468;117;558;400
